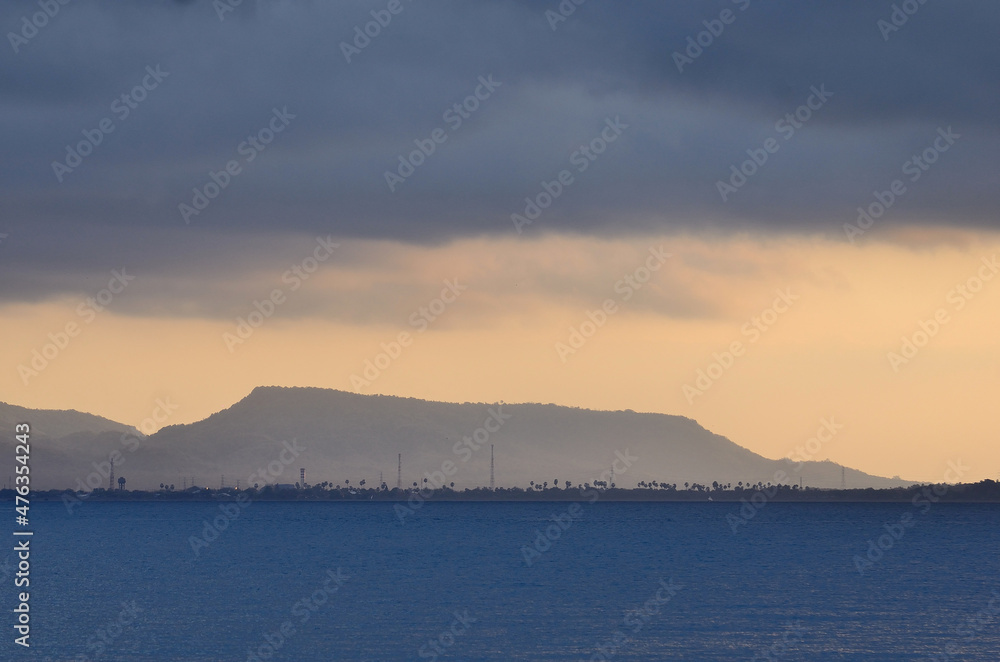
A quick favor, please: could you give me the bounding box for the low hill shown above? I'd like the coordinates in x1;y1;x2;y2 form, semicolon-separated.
0;401;137;439
0;401;139;491
116;387;909;492
1;388;912;491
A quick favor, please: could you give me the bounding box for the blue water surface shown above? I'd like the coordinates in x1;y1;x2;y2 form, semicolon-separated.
2;500;999;661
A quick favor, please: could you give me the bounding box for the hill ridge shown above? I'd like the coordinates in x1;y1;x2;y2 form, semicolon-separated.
1;388;911;491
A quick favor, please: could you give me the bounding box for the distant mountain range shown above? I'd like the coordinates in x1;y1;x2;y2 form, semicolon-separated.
0;401;140;491
1;387;912;491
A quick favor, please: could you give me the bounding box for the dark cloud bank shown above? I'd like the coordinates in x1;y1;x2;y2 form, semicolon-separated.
1;0;997;304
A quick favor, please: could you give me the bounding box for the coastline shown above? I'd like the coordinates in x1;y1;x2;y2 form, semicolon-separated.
8;480;1000;504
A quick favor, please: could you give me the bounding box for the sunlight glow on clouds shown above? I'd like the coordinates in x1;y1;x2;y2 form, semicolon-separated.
3;228;998;482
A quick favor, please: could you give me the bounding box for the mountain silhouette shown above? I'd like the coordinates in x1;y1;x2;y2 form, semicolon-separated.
2;387;910;491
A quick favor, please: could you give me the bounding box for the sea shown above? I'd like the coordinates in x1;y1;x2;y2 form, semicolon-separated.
2;500;999;661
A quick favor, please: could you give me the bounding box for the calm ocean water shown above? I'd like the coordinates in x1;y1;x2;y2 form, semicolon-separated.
3;501;999;661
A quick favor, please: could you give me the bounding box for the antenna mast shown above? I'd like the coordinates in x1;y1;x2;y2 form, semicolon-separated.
490;444;495;490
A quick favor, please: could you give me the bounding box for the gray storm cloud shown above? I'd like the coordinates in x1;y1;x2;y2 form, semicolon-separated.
1;0;997;306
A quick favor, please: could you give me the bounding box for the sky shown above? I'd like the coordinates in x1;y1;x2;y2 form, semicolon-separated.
1;0;998;482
